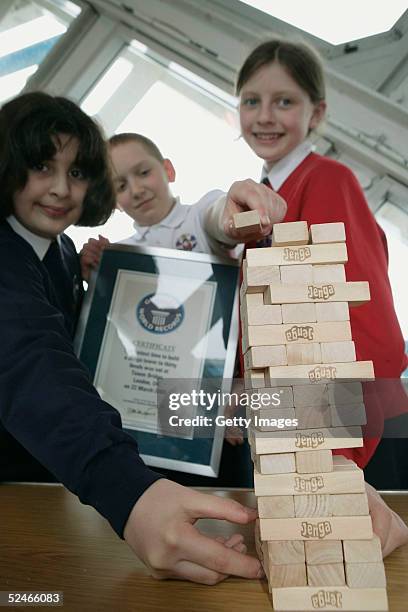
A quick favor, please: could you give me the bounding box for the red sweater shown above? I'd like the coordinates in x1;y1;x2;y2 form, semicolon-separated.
244;153;407;467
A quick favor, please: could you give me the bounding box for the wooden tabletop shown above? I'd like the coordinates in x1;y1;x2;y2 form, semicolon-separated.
1;484;407;611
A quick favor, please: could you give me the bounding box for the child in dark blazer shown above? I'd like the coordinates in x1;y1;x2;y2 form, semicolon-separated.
0;92;264;585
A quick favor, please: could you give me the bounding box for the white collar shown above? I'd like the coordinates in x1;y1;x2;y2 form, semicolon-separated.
261;141;314;190
132;197;183;238
7;215;53;261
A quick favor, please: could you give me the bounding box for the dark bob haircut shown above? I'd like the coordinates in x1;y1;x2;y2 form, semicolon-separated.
0;91;115;226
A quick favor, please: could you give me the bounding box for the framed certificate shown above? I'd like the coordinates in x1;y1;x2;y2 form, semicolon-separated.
75;245;240;476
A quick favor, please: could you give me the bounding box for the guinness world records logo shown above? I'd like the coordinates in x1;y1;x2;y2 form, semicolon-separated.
136;293;184;334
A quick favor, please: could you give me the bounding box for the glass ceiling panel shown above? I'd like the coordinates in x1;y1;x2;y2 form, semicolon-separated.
239;1;407;44
0;0;80;103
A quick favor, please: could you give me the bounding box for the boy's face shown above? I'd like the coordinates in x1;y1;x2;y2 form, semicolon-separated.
110;141;175;226
239;61;326;170
13;134;88;239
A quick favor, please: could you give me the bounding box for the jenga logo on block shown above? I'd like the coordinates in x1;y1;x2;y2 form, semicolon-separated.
301;520;332;539
311;590;343;609
295;431;325;448
285;325;314;342
294;475;324;493
309;366;337;382
308;284;335;300
283;246;311;262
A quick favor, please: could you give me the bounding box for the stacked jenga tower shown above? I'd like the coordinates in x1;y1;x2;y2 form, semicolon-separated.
236;215;388;611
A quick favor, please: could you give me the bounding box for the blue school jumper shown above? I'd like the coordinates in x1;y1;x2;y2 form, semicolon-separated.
0;220;161;537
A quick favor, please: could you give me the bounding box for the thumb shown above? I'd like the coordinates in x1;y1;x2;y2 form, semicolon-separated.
192;491;257;524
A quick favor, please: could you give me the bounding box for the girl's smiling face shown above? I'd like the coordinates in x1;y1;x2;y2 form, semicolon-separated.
13;134;88;239
239;62;326;170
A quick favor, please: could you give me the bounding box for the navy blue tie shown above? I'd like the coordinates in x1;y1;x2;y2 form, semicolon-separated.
43;240;77;334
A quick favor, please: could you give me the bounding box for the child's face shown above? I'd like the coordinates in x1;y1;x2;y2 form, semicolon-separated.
239;62;326;170
110;141;175;226
13;134;88;239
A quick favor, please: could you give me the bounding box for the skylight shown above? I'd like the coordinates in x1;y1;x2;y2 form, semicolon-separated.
239;1;407;45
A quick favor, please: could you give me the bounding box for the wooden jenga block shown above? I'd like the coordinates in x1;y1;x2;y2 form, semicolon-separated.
254;518;265;564
254;462;365;496
345;562;386;588
313;264;346;283
287;343;322;366
243;321;352;352
259;515;373;541
233;210;261;234
293;384;329;408
330;403;367;427
243;260;281;291
280;264;313;283
272;221;309;246
264;281;370;306
244;368;266;389
332;455;356;467
295;405;331;429
310;222;346;244
320;341;356;363
316;301;350;322
269;563;307;588
328;381;364;406
307;563;346;586
294;494;332;517
249;426;363;455
267;540;305;564
244;345;287;369
305;540;344;565
330;493;369;516
254;452;296;474
257;495;295;518
272;586;388;611
296;450;334;474
241;302;282;325
266;361;374;387
343;535;382;563
282;303;317;323
241;292;264;308
246;243;348;267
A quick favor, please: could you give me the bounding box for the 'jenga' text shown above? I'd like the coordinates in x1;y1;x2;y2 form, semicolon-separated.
308;284;335;300
285;325;314;342
283;246;311;262
301;520;332;539
309;366;337;382
294;475;324;493
311;590;343;609
295;431;325;449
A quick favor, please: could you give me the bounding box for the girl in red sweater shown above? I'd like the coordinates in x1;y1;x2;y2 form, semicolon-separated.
236;39;407;471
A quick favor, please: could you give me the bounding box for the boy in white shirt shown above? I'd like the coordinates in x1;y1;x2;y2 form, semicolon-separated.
80;132;285;278
80;132;286;488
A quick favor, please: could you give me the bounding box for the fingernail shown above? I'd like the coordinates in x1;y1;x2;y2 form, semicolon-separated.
261;215;270;226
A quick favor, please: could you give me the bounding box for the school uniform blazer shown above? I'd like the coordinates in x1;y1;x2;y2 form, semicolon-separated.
0;220;161;537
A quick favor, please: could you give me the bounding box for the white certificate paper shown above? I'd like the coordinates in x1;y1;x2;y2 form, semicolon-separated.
94;269;216;433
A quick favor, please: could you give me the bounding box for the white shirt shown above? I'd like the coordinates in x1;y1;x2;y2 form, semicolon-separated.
6;215;51;260
119;190;233;256
261;141;314;191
